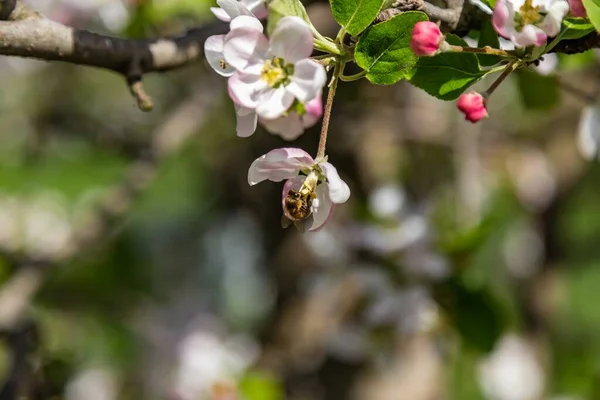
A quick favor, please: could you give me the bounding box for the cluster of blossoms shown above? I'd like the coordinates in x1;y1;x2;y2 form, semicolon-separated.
409;0;584;124
204;0;350;231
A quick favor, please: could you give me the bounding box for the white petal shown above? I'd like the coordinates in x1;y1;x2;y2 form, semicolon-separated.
309;184;335;232
216;0;245;19
287;59;327;102
204;35;235;77
242;0;268;18
248;148;314;185
228;72;265;109
320;162;350;203
235;104;255;117
577;106;600;160
539;0;569;37
533;53;558;75
511;25;546;47
223;27;268;74
260;113;305;140
210;7;231;22
269;16;314;63
236;109;258;137
255;88;295;119
230;14;264;32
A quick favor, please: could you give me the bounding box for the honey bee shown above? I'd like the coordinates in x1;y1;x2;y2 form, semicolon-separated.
281;171;319;231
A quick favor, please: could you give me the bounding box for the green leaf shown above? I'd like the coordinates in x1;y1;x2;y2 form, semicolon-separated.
477;20;501;67
267;0;311;35
407;35;487;100
582;0;600;32
515;68;560;110
330;0;385;36
354;11;428;85
560;17;596;39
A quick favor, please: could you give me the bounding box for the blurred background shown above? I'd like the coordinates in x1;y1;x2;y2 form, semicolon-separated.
0;0;599;399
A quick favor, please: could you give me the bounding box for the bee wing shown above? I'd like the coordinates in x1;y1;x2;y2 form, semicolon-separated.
281;215;293;229
293;220;306;233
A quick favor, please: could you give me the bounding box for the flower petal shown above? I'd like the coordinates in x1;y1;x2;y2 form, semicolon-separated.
269;16;314;63
320;162;350;203
242;0;268;18
204;35;235;77
260;113;305;140
512;24;546;47
539;0;569;37
235;106;258;137
223;25;268;74
287;59;327;103
492;0;512;38
255;87;295;119
248;148;314;185
229;14;264;32
309;183;335;231
216;0;251;20
210;6;231;22
228;72;265;109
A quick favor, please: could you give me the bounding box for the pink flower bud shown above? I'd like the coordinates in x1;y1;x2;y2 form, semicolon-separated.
568;0;586;17
410;21;444;57
457;92;488;123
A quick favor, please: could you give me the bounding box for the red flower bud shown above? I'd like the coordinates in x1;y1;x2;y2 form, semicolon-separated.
410;21;444;57
568;0;586;17
457;92;488;123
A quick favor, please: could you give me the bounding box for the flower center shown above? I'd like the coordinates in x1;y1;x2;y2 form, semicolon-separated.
261;57;294;88
515;0;543;30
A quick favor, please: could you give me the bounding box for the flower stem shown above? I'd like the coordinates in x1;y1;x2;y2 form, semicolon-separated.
446;44;517;58
317;63;341;159
339;70;367;82
314;38;344;56
483;60;520;98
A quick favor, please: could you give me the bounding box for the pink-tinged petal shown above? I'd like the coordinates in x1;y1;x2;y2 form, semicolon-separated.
304;93;323;120
210;7;231;22
242;0;268;18
457;91;488;123
410;21;444;56
228;72;265;109
320;162;350;203
235;107;258;137
309;184;335;232
255;87;295;119
260;113;305;140
248;148;314;185
229;14;263;32
223;27;268;74
204;35;235;77
539;0;569;36
269;16;314;63
492;0;512;38
512;25;546;47
287;59;327;103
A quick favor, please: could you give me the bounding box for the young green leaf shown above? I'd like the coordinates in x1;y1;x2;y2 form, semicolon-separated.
477;20;501;67
330;0;385;36
560;17;596;39
354;11;428;85
582;0;600;32
267;0;311;35
407;35;487;100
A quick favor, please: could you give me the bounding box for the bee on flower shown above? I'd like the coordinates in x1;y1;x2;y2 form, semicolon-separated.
248;148;350;232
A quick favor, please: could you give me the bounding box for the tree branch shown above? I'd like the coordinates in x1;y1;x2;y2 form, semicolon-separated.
0;1;228;110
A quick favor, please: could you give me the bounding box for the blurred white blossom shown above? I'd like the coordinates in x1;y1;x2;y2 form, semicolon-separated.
66;367;119;400
173;329;258;400
368;184;406;220
478;334;545;400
